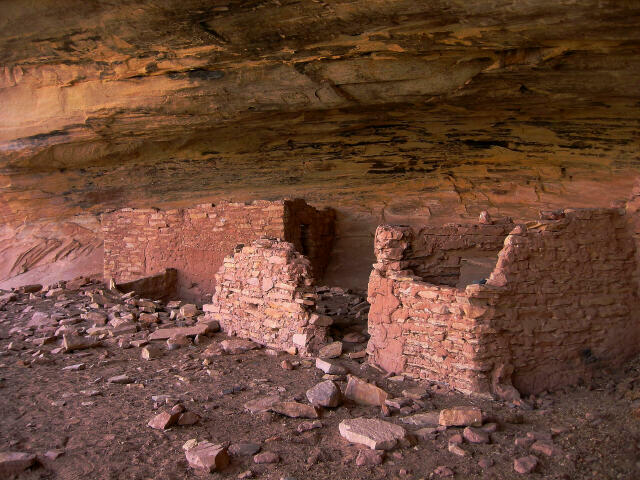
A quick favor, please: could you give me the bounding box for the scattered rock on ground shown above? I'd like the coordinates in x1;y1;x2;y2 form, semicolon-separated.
356;448;384;466
0;452;37;476
306;380;342;407
185;442;229;472
339;418;407;450
220;339;260;354
268;401;319;419
439;406;483;427
229;443;261;457
318;341;342;359
254;452;279;464
148;411;180;430
315;358;347;375
344;375;389;406
514;455;538;474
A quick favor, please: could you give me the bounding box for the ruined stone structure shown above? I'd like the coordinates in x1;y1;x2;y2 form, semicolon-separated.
205;238;329;355
102;199;335;302
368;208;640;396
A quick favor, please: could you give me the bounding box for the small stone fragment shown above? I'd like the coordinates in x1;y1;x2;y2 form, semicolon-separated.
514;455;538;474
530;440;556;457
315;358;347;375
415;427;438;441
306;380;341;408
355;449;384;466
280;360;294;370
62;334;100;352
107;374;133;384
221;339;260;354
268;401;319;419
229;443;261;457
61;363;85;371
182;439;198;451
167;333;191;349
318;341;342;359
148;325;209;340
447;442;467;457
478;457;494;469
438;406;483;427
253;452;279;464
343;332;366;343
244;395;281;414
399;412;439;427
463;426;490;444
179;304;198;318
178;411;201;426
344;375;389;406
185;442;229;472
141;345;162;360
148;411;180;429
297;420;322;433
339;418;407;450
43;449;64;460
402;386;430;400
434;465;454;477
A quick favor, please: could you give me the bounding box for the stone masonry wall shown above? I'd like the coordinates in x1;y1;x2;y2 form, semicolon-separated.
102;199;335;303
205;238;328;354
368;208;640;396
469;208;640;394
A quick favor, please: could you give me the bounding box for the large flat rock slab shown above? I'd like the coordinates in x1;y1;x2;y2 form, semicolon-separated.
148;325;209;340
339;418;407;450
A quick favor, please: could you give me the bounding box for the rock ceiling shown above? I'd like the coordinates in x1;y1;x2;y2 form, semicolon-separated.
0;0;639;286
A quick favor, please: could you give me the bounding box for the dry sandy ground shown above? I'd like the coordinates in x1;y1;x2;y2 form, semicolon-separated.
0;283;639;480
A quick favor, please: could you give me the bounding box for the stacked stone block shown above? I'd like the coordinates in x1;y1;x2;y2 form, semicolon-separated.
368;208;640;396
102;199;334;302
205;238;328;354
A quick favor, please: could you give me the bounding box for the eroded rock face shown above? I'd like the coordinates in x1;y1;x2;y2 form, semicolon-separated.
0;1;639;288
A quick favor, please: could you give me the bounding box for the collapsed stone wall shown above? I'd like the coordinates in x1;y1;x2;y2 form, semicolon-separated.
204;238;328;354
102;199;335;302
368;208;640;396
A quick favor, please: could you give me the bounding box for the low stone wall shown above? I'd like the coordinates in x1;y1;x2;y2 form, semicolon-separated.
368;208;640;396
102;199;334;302
204;238;328;354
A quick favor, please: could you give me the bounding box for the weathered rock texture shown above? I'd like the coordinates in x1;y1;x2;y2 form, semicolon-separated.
102;199;334;301
205;238;328;354
0;1;639;290
367;208;640;395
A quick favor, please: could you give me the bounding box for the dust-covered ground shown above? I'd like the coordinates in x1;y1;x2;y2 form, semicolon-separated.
0;280;639;480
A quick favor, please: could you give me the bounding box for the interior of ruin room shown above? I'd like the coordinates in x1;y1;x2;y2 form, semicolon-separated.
1;1;639;478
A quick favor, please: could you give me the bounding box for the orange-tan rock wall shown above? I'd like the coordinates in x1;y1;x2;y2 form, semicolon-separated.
205;238;328;354
368;209;640;396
